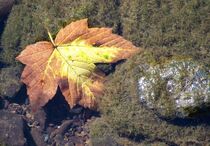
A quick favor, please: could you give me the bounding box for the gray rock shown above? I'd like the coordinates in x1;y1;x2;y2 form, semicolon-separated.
0;0;14;18
0;65;23;98
138;57;210;118
0;110;27;146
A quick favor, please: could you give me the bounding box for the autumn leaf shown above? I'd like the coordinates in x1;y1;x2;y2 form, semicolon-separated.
16;19;141;111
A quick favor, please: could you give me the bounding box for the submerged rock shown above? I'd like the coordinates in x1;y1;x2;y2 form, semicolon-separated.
0;65;22;98
138;56;210;118
0;110;27;146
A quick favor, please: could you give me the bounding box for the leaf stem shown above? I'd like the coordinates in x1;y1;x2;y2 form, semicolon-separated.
47;30;56;47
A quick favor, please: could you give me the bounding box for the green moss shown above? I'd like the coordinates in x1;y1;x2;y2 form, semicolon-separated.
120;0;210;65
120;0;210;48
89;118;115;138
90;50;210;145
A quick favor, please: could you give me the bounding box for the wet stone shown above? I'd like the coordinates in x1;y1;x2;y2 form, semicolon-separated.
0;110;27;146
138;57;210;118
34;108;47;130
30;127;46;146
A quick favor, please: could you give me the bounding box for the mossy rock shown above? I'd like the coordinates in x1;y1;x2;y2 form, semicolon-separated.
91;49;210;145
120;0;210;65
120;0;210;49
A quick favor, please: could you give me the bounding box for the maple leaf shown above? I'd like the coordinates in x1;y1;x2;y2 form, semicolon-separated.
16;19;140;111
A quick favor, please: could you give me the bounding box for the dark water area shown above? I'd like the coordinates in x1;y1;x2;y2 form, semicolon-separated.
0;19;5;37
46;90;99;124
0;86;100;146
8;86;100;126
0;13;8;40
0;14;9;68
160;112;210;127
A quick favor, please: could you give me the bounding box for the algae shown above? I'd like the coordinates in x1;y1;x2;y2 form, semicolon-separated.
120;0;210;65
120;0;210;49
